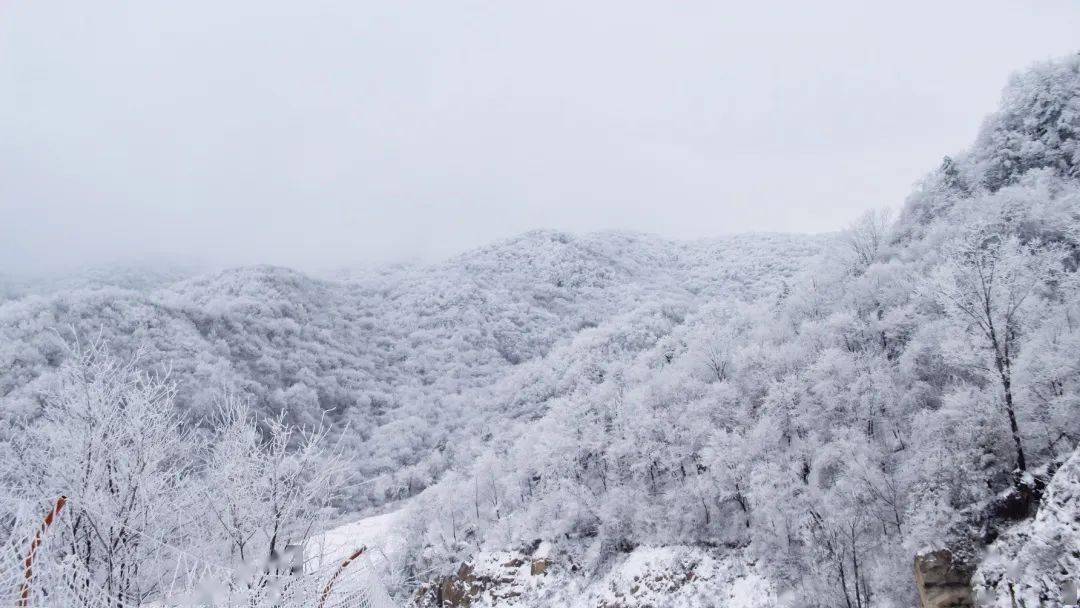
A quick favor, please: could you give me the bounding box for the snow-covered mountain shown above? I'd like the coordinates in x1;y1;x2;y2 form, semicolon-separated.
3;53;1080;608
0;230;822;510
380;54;1080;607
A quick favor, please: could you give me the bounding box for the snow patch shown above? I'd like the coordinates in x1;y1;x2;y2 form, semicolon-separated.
427;543;775;608
578;545;774;608
308;508;408;578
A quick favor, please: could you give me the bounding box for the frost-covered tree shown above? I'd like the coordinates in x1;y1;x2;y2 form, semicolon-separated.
840;208;893;270
4;340;198;605
202;393;350;578
928;228;1062;474
968;54;1080;190
2;342;353;605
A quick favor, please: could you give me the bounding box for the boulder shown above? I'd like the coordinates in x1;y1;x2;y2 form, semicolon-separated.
530;558;551;576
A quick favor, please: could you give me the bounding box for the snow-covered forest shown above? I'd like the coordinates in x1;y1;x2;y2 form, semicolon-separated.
3;54;1080;607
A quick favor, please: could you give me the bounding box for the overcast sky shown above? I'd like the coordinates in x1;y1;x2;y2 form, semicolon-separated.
3;1;1080;274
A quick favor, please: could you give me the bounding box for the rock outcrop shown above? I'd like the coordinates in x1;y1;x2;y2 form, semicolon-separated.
914;550;974;608
414;550;553;607
972;449;1080;607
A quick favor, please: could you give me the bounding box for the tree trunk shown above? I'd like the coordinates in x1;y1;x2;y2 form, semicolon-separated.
999;367;1027;474
838;557;854;608
733;484;750;528
851;547;864;608
988;319;1027;474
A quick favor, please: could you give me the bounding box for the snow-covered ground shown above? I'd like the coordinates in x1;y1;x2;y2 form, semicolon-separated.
318;506;776;607
429;543;775;608
307;506;410;600
300;509;410;608
309;509;409;571
561;545;775;608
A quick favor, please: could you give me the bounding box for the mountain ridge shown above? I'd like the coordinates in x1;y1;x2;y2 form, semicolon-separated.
0;230;824;510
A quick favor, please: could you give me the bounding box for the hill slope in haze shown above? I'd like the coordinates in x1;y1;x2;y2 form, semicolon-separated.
0;230;823;508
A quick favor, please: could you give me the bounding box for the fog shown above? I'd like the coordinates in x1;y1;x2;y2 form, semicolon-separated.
2;1;1079;274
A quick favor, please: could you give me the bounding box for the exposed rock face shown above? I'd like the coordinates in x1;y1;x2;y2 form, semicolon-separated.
529;558;551;576
413;545;774;607
415;550;552;607
978;474;1046;545
914;550;974;608
972;449;1080;607
438;563;480;607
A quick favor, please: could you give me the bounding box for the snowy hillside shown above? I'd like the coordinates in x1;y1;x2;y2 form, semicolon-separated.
0;230;822;510
2;53;1080;608
385;54;1080;607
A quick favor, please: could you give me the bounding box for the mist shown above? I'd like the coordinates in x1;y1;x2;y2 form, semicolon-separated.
3;0;1079;274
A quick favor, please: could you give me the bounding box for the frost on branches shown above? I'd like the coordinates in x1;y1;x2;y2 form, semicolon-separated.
0;340;354;606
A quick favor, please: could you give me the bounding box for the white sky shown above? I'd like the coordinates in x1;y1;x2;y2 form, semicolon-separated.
3;1;1080;273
